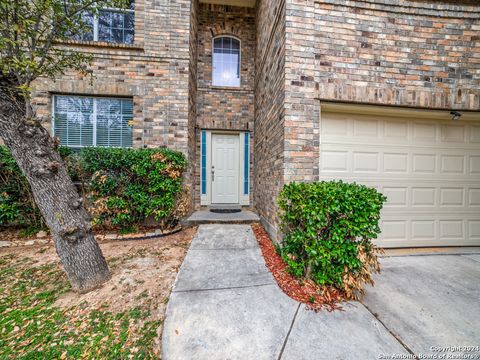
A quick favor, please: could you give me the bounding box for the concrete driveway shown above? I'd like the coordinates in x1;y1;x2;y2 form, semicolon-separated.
162;225;480;360
360;252;480;359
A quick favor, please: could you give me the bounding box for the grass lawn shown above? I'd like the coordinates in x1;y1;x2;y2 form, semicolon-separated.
0;227;196;359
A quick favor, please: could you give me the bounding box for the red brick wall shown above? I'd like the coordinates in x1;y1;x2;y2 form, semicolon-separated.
187;0;199;207
196;3;255;130
194;4;256;207
254;0;286;236
287;0;480;109
276;0;480;239
30;0;197;211
32;0;194;153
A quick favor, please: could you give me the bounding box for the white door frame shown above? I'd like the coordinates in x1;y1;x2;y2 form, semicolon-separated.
200;130;250;206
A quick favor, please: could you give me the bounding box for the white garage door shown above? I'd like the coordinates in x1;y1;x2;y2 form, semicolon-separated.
319;110;480;248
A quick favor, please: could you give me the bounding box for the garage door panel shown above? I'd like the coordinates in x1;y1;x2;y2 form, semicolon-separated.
441;124;466;143
469;188;480;206
322;114;479;149
353;118;379;137
390;186;470;210
384;153;408;173
322;116;348;136
440;155;465;174
320;112;480;247
321;144;478;180
411;220;436;240
470;156;480;174
384;120;408;139
381;220;408;241
377;215;479;247
413;122;437;142
352;152;378;172
439;220;464;239
321;150;348;172
322;139;477;151
411;187;436;206
412;153;436;173
369;183;477;212
383;187;408;207
440;188;465;206
471;126;480;142
321;137;478;150
469;221;480;239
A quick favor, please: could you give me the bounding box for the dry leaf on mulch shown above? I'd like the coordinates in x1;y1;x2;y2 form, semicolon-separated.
251;223;344;312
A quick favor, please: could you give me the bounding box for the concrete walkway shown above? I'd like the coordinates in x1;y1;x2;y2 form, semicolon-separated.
162;224;480;360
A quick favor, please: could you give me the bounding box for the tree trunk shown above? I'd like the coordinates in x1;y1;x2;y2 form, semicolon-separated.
0;83;110;293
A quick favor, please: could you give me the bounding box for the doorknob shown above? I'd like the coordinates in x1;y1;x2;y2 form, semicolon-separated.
211;165;215;182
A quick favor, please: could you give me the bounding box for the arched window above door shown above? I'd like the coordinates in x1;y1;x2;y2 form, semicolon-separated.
212;36;241;87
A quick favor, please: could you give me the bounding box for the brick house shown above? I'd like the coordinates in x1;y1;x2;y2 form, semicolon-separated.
31;0;480;247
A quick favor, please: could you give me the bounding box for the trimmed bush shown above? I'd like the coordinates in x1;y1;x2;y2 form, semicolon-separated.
278;181;387;299
79;147;187;229
0;146;188;231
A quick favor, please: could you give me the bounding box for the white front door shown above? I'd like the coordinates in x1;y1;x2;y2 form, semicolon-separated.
212;133;240;204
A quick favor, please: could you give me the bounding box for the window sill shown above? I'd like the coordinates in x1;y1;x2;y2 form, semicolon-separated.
54;39;144;51
207;85;251;92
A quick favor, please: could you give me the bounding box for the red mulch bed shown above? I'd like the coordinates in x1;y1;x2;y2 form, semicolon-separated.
251;223;344;312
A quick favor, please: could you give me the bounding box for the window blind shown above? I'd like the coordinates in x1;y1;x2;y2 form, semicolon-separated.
54;95;133;148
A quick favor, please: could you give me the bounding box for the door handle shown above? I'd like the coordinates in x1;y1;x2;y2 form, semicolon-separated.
211;166;215;182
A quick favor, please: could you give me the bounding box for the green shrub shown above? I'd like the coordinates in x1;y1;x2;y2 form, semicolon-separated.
79;147;187;228
0;147;44;228
278;181;387;299
0;146;188;230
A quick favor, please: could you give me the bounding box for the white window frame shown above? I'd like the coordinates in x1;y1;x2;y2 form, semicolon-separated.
211;35;242;88
52;95;133;149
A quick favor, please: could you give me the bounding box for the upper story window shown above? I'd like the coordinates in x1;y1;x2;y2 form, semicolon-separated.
212;36;241;87
74;2;135;44
53;95;133;148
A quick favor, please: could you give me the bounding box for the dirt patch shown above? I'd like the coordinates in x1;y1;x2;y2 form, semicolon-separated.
56;251;178;314
0;240;59;265
0;226;197;357
56;229;195;316
251;223;343;312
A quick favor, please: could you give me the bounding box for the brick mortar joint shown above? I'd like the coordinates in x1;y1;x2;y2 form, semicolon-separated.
312;0;480;18
54;40;145;51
